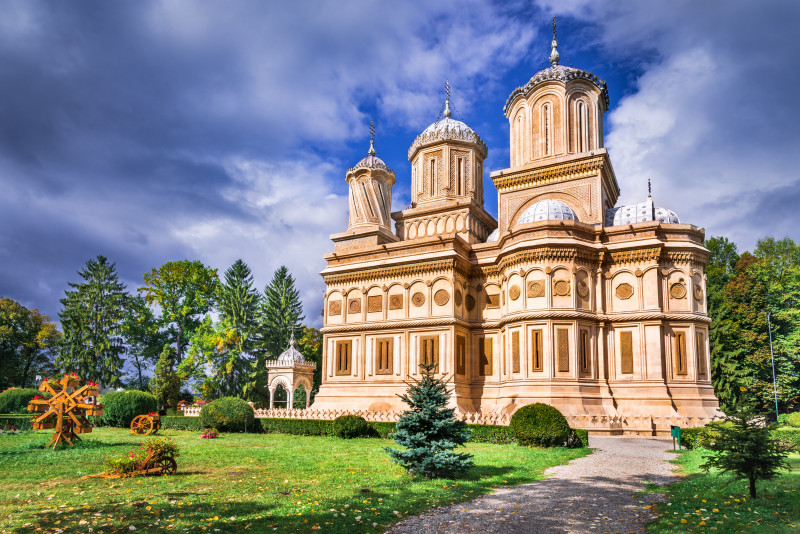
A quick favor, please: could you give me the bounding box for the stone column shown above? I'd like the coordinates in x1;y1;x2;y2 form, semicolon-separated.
305;387;311;408
269;387;275;409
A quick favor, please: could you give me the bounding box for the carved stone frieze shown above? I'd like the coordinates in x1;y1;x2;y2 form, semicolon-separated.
367;295;383;312
411;292;426;307
348;299;361;314
527;280;545;298
389;294;404;310
328;300;342;316
669;283;687;299
553;280;571;296
615;283;634;300
433;289;450;306
485;293;500;308
508;285;521;301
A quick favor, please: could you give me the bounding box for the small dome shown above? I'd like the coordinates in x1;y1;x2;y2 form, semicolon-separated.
517;200;578;224
349;154;388;172
274;331;308;365
408;99;487;160
486;228;499;242
604;196;680;226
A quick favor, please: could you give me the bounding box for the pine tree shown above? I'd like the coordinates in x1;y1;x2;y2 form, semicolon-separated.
57;255;128;387
257;266;305;359
150;345;181;408
701;407;792;498
385;362;473;478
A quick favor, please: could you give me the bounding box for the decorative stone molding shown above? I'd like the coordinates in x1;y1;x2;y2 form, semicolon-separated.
669;283;687;299
389;294;403;310
433;289;450;306
576;280;590;298
348;299;361;313
504;65;609;115
328;300;342;316
508;285;521;301
606;247;661;266
408;123;488;161
553;280;571;296
615;283;634;300
693;285;703;301
367;295;382;312
527;280;545;298
411;292;426;307
323;259;458;287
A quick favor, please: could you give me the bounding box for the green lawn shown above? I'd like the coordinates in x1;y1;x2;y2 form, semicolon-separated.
648;448;800;533
0;428;588;533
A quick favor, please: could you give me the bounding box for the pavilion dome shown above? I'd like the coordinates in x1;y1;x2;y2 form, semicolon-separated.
347;137;391;174
408;99;488;160
275;332;309;365
517;199;579;224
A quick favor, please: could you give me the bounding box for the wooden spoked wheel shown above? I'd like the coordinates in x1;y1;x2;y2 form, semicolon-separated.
130;415;155;436
147;456;177;475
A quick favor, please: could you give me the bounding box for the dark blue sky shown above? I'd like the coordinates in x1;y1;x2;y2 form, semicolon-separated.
1;0;798;327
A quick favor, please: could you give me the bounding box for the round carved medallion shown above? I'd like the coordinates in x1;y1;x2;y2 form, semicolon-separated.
577;281;590;299
434;289;450;306
454;289;463;306
465;294;476;311
553;280;571;297
670;283;687;299
348;299;361;313
527;280;545;298
411;292;426;307
615;283;634;300
508;285;521;301
693;285;703;300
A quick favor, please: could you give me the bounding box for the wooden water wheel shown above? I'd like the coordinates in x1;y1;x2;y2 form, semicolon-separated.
28;375;103;450
130;414;160;436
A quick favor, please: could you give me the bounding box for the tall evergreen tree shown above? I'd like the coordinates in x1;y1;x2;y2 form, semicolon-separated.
150;345;182;408
57;256;128;387
385;362;473;478
257;266;305;359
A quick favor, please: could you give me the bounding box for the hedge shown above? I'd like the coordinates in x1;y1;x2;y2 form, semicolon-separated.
0;415;33;431
332;415;370;439
467;424;514;444
775;428;800;451
0;388;46;414
259;418;332;436
159;416;203;431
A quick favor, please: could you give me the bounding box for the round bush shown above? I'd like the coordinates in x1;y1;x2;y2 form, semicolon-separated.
100;390;158;428
509;403;571;447
332;415;370;439
786;412;800;428
0;388;47;414
199;397;255;432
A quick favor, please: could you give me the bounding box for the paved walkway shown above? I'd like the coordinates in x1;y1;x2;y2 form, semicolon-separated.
387;436;679;534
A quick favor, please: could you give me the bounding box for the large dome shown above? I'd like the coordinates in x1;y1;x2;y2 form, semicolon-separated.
604;196;680;226
517;199;578;224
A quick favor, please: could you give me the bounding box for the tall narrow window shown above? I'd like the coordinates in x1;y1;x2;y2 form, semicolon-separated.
696;332;707;378
420;336;439;371
620;331;633;374
576;100;588;153
675;332;688;375
531;329;543;372
456;157;465;195
511;331;520;374
516;115;523;166
479;337;493;376
557;328;569;372
335;340;352;376
543;104;552;156
375;338;393;375
429;159;436;197
456;335;466;375
580;330;590;373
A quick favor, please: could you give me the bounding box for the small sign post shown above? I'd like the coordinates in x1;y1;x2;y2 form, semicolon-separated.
671;425;681;450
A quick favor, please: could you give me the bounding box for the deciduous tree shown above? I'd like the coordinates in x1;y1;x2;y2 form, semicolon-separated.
0;298;61;389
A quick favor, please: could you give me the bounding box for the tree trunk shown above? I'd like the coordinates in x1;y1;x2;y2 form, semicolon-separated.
749;475;757;498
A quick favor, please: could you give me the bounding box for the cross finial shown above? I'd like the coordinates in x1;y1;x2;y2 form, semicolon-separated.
445;79;451;98
648;178;652;196
289;325;296;348
368;120;376;156
443;80;452;118
549;17;560;66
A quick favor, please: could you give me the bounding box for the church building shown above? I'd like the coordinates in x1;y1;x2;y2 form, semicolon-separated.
312;27;720;434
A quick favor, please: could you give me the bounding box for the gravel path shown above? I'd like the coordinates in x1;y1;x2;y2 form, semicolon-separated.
386;436;679;534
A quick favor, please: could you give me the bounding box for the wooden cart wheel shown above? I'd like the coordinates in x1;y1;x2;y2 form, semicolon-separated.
148;456;177;475
131;415;154;436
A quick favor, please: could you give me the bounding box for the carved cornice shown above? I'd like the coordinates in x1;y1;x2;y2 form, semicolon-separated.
321;310;711;333
493;155;607;193
323;259;459;287
504;65;610;115
408;120;488;161
606;247;662;266
663;250;710;267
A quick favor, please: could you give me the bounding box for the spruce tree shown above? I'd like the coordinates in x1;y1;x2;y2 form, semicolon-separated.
701;407;792;498
257;266;305;358
57;255;128;387
385;362;473;478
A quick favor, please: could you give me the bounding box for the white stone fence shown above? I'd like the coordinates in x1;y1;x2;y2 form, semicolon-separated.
181;405;718;432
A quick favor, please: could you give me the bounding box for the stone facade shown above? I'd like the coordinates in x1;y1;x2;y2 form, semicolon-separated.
312;36;720;435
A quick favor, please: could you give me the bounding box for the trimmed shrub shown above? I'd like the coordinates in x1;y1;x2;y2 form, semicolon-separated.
509;403;571;447
259;418;332;436
680;426;704;450
467;424;514;444
786;412;800;428
370;422;396;439
774;428;800;452
332;415;370;439
100;390;158;428
159;416;203;431
199;397;255;432
0;388;46;414
0;415;33;430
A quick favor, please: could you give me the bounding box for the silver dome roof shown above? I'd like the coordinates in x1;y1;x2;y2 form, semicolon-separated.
517;199;578;224
604;196;680;226
408;99;487;160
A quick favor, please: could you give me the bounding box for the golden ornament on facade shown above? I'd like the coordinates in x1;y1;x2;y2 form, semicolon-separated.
367;295;382;313
328;300;342;316
577;281;590;299
434;289;450;306
348;299;361;313
389;294;403;310
465;294;476;311
669;282;687;299
509;285;521;301
454;289;463;306
527;280;545;298
411;292;426;307
693;285;703;300
553;280;571;296
615;283;634;300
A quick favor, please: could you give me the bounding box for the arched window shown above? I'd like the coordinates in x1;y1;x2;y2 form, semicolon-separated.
429;159;436;197
516;114;524;166
577;100;589;153
542;104;552;156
